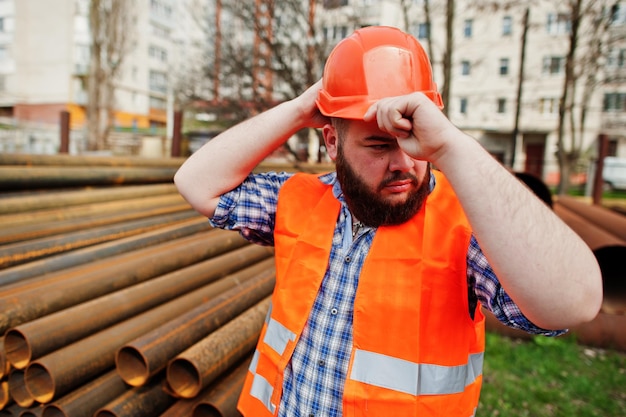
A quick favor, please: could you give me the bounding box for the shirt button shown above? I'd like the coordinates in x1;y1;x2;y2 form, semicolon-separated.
319;360;325;367
331;308;338;315
345;256;351;263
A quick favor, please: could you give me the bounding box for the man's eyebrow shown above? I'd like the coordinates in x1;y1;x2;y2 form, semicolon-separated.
364;135;395;143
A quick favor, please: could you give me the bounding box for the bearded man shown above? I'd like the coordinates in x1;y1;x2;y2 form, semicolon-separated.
174;26;602;417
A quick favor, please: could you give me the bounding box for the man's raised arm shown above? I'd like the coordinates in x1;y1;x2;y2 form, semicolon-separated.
174;81;327;218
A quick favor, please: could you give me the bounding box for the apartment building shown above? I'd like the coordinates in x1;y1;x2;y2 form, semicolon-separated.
0;0;206;140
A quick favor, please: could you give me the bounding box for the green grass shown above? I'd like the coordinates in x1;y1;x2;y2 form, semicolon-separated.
479;332;626;416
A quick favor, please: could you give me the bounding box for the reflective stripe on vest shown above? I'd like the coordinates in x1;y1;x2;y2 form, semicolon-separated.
246;314;297;415
349;349;484;396
263;317;296;356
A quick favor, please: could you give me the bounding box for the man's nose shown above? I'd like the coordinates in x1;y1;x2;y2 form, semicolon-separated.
389;147;414;172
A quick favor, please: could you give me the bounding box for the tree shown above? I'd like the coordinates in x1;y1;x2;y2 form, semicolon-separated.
86;0;136;151
191;0;349;162
555;0;618;194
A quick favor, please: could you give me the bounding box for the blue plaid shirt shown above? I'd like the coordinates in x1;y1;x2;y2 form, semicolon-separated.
210;171;563;417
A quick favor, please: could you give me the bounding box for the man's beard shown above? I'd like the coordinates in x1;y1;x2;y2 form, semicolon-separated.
336;145;430;228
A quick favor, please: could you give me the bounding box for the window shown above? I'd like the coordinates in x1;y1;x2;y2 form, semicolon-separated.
417;22;430;40
603;93;626;112
607;48;626;68
611;4;626;25
461;60;471;76
502;16;512;36
542;56;564;74
459;98;468;114
546;13;570;35
463;19;473;38
499;58;509;75
497;98;506;113
149;70;167;94
539;97;558;115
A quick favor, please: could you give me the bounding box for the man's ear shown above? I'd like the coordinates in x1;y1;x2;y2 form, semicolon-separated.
323;124;338;161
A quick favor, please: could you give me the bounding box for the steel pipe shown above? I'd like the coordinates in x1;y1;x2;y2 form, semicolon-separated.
0;153;185;168
0;184;177;215
556;196;626;241
0;194;187;243
0;167;178;190
116;264;275;386
166;298;271;399
192;358;250;417
0;210;199;268
554;203;626;251
0;229;245;334
1;339;9;379
23;261;274;403
0;217;211;287
5;246;273;369
0;403;28;416
7;370;33;408
93;374;175;417
1;380;11;410
41;370;128;417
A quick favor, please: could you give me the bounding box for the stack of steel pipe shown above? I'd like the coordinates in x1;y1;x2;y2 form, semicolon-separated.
0;154;283;416
552;196;626;351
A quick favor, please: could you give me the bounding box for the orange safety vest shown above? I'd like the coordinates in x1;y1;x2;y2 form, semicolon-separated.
238;170;486;417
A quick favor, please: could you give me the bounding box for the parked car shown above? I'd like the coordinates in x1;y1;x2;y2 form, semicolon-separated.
603;156;626;191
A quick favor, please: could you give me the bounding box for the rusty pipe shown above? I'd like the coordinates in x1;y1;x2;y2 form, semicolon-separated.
7;370;33;408
0;184;177;215
554;203;626;250
1;380;11;410
0;228;216;297
1;403;28;416
0;210;200;268
0;196;189;244
16;405;43;417
556;196;626;241
0;166;178;190
23;261;275;403
5;246;273;369
93;374;175;417
116;264;275;386
192;357;250;417
0;217;211;287
166;297;270;399
40;370;128;417
0;229;246;334
1;339;10;379
0;153;185;168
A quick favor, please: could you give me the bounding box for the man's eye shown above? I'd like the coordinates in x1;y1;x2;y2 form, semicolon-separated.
369;144;388;150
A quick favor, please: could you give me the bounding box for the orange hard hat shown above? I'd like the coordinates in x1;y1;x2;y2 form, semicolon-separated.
316;26;443;119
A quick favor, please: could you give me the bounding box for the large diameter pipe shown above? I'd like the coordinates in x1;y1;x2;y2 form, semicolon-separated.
192;358;250;417
23;261;274;403
7;370;33;408
5;246;273;369
554;203;626;250
0;184;177;215
557;195;626;241
0;153;185;168
0;229;245;334
93;374;175;417
0;193;185;231
41;370;130;417
0;210;199;268
166;297;271;399
0;217;211;287
0;166;178;190
0;195;188;244
116;264;275;386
